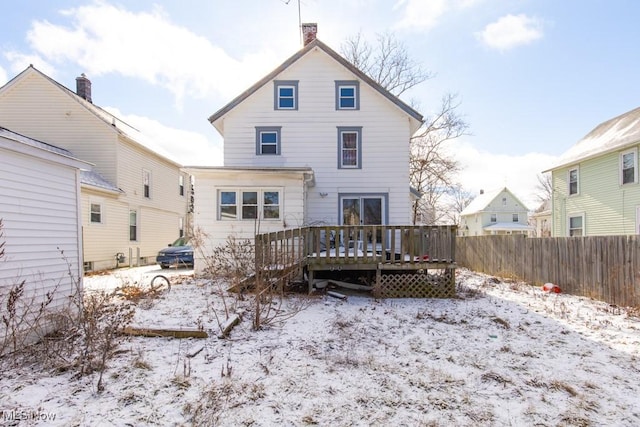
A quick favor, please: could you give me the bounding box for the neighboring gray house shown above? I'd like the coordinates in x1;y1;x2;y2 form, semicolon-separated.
459;187;532;236
0;127;88;349
544;106;640;236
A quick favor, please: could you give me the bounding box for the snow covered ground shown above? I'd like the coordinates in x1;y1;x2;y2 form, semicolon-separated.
1;266;639;426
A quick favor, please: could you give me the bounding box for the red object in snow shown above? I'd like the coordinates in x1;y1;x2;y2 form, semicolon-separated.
542;282;561;293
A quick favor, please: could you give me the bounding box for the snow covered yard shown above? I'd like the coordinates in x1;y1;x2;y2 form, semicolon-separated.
1;267;639;426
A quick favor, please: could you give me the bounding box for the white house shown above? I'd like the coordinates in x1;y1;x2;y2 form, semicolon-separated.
0;127;88;349
459;187;533;236
0;66;192;271
187;24;424;271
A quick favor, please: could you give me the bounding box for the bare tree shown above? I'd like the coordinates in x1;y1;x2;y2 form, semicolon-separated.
443;184;475;226
410;93;469;224
342;32;469;225
341;31;433;97
534;173;552;208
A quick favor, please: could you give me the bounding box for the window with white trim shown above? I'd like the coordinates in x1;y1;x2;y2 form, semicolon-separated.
90;203;102;223
143;169;151;198
255;127;281;155
490;213;497;222
274;80;298;110
512;213;519;222
129;210;138;241
179;175;185;196
568;167;579;195
338;126;362;169
219;189;281;220
621;148;637;185
568;214;584;236
335;81;359;110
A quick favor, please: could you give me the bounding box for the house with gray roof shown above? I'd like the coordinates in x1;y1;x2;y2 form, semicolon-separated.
459;187;532;236
187;24;424;270
0;67;192;271
544;106;640;236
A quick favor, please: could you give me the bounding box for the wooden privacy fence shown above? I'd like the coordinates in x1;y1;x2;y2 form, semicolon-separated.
456;235;640;307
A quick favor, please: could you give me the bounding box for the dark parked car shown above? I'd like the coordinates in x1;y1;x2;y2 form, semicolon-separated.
156;237;193;269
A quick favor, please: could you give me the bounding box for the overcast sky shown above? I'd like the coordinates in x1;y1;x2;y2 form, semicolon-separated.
2;0;639;209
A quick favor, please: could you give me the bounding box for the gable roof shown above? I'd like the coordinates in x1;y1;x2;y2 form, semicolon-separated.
208;38;424;131
460;187;529;216
545;106;640;172
1;65;182;168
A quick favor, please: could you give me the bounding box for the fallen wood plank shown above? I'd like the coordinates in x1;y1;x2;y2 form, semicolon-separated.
123;326;208;339
327;291;348;300
328;279;374;291
218;313;241;339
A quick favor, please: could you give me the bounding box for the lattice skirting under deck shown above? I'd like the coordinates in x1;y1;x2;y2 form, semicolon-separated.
374;268;456;298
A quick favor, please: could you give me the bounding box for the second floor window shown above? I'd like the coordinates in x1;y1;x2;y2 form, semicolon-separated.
621;149;637;185
256;127;281;155
512;213;519;222
338;127;362;169
568;168;579;195
490;213;497;223
179;175;185;196
143;169;151;198
90;203;102;223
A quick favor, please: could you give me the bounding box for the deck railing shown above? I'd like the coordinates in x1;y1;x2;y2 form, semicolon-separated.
255;225;457;272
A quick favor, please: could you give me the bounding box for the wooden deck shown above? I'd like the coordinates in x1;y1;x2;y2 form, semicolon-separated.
255;225;457;297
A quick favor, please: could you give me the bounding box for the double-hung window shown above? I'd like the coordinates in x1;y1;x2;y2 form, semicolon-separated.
568;214;584;236
129;210;138;241
335;81;359;110
621;149;637;185
512;213;519;222
219;189;281;220
274;80;298;110
337;126;362;169
90;203;102;223
490;213;497;223
256;127;281;155
568;167;579;196
179;175;185;196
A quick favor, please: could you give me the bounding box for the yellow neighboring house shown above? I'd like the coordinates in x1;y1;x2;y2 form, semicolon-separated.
0;66;191;271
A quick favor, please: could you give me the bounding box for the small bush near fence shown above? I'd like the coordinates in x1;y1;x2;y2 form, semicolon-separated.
456;235;640;308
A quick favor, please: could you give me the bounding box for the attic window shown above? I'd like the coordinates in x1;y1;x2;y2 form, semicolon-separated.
335;81;359;110
274;80;298;110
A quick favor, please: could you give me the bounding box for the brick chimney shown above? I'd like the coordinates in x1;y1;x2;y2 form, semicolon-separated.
76;73;92;103
301;23;317;46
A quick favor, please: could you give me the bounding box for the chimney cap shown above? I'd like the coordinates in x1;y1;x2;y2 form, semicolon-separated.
301;22;317;46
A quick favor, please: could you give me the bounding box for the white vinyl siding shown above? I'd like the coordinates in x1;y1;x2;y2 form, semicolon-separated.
0;68;191;269
0;138;84;332
220;51;414;225
187;169;306;272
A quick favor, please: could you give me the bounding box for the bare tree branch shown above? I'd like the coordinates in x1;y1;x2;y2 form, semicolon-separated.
341;31;433;96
